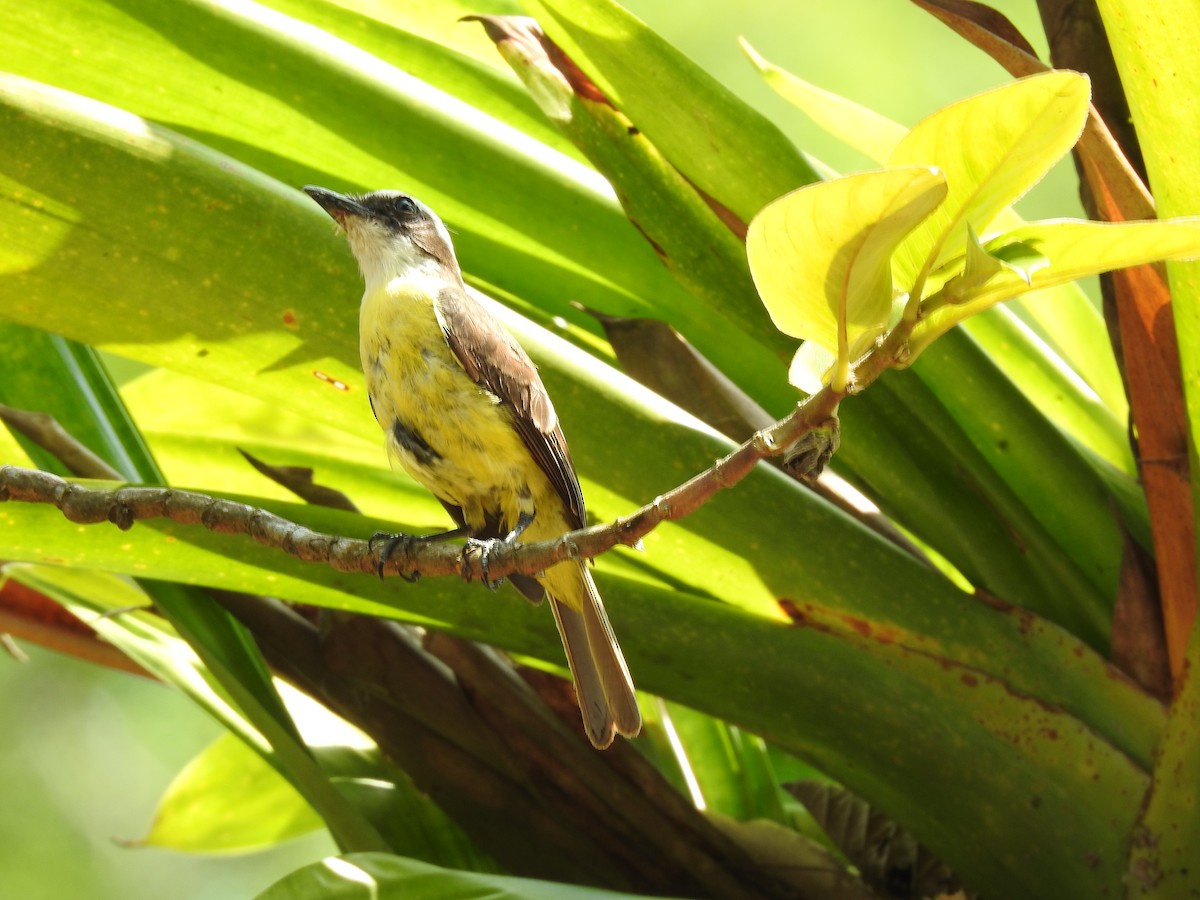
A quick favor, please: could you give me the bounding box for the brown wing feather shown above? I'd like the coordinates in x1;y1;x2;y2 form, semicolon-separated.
435;285;586;530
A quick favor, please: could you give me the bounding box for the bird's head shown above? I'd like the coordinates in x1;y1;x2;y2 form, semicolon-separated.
304;185;460;290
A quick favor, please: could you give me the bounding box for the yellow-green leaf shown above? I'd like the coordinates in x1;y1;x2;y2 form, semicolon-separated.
913;217;1200;354
739;38;907;166
141;732;324;854
731;55;1124;414
747;167;947;387
890;71;1090;289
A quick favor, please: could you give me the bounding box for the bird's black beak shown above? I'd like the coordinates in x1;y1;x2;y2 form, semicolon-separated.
303;185;369;226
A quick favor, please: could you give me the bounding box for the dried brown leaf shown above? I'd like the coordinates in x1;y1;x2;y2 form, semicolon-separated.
237;448;359;513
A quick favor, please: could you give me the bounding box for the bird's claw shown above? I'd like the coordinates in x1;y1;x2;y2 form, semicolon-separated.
463;536;506;590
368;530;420;582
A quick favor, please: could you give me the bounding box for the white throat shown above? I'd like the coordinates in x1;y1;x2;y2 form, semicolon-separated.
347;224;442;296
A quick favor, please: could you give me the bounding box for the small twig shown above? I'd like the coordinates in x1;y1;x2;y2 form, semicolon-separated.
0;403;121;480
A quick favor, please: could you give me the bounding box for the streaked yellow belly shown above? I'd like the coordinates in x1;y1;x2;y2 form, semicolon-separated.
360;280;540;532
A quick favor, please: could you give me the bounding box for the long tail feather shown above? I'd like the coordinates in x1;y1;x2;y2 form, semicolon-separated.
550;597;614;748
548;564;640;748
579;567;641;738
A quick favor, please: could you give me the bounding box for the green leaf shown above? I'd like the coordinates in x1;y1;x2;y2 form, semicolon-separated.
141;732;325;854
0;323;350;841
5;563;389;854
256;853;657;899
1003;282;1126;418
329;770;499;875
474;17;783;352
0;323;159;481
697;53;1128;419
890;71;1091;291
841;366;1117;647
146;701;497;865
942;227;1049;302
954;224;1006;294
913;329;1133;627
957;307;1134;476
739;38;907;166
747;167;947;387
519;0;820;223
653;703;789;823
1127;633;1200;895
1098;2;1200;892
0;320;327;781
1;564;267;746
261;0;578;162
116;365;425;515
989;239;1050;282
912;217;1200;355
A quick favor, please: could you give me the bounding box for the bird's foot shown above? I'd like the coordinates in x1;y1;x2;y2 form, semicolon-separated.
369;531;421;581
461;512;534;591
370;524;471;581
463;537;506;590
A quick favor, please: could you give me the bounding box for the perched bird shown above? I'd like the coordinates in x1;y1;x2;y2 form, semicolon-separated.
304;185;641;748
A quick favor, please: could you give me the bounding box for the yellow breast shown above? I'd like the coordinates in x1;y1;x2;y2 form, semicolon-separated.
359;278;543;530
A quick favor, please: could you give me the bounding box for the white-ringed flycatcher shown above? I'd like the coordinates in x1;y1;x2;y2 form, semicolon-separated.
304;185;641;748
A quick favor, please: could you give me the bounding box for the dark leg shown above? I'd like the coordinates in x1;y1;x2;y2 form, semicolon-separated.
503;511;534;543
464;511;535;590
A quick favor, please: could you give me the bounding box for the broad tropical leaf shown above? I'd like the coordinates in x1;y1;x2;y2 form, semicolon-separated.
890;71;1091;289
747;167;947;386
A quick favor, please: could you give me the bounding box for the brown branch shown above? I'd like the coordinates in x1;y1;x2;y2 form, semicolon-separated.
0;318;917;588
0;394;844;585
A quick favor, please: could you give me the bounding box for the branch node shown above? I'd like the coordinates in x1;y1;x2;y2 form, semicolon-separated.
57;482;88;523
108;496;135;531
159;488;176;521
752;429;779;454
199;497;220;530
712;459;734;487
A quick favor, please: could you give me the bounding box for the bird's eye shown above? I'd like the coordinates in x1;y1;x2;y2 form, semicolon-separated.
392;196;418;217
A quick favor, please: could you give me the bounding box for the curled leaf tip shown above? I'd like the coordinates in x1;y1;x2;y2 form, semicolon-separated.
466;14;612;114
